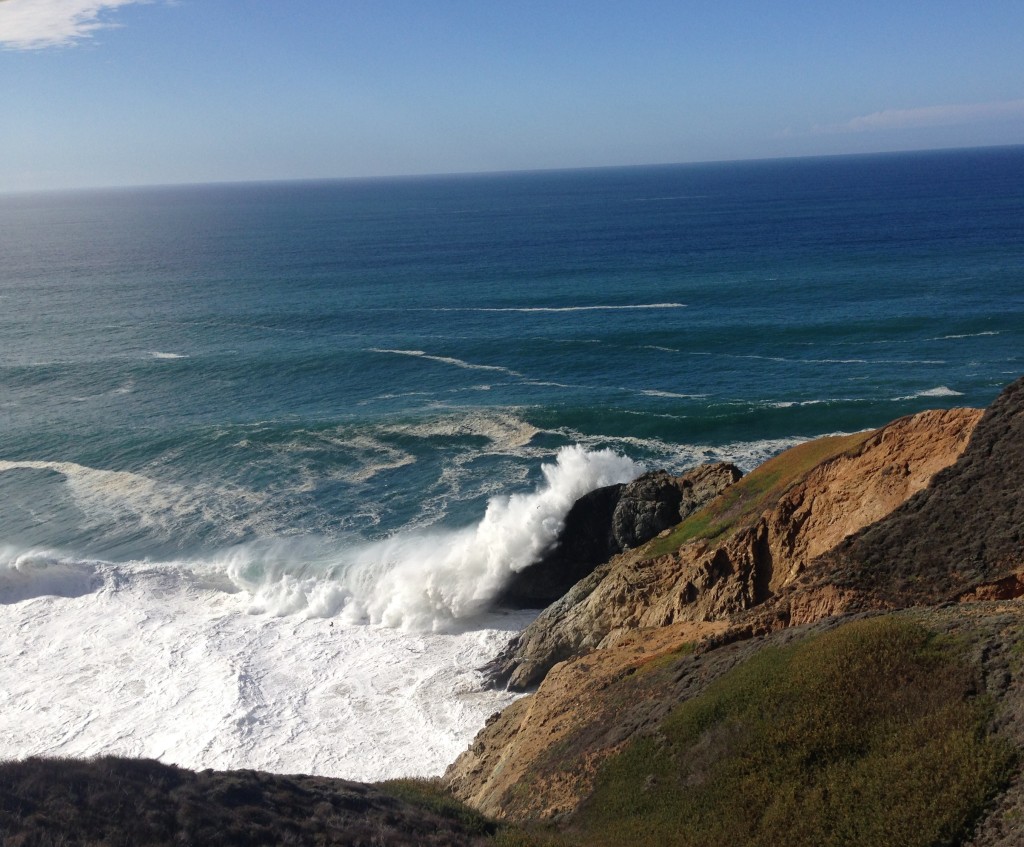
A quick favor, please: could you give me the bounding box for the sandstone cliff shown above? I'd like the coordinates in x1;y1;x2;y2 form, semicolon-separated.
799;375;1024;610
482;406;981;692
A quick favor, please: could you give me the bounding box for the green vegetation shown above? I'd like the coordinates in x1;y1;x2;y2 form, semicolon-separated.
644;431;874;557
377;777;496;836
572;616;1014;847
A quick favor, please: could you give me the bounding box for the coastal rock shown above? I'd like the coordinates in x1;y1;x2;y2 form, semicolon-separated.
494;483;623;609
483;407;981;690
610;465;742;550
495;463;741;609
449;382;1024;831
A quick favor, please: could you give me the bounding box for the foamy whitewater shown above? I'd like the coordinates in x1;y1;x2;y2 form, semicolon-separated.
0;447;638;778
1;148;1021;778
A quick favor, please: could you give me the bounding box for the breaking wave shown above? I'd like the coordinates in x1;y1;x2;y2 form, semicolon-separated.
218;445;640;629
1;447;641;631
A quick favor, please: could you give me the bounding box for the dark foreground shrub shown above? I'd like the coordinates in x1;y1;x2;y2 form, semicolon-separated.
0;757;497;846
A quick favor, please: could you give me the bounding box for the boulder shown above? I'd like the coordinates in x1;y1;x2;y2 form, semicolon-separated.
495;463;741;609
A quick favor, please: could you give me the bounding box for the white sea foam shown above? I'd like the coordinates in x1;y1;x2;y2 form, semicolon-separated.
894;385;965;400
428;303;686;313
0;547;531;780
0;460;271;539
639;389;709;399
0;446;641;776
369;348;522;378
768;386;966;407
149;351;189;359
277;433;418;485
381;410;541;453
521;379;576;389
214;446;640;629
554;429;807;475
935;331;999;340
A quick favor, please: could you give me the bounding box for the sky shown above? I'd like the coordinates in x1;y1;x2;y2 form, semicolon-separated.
2;0;1023;192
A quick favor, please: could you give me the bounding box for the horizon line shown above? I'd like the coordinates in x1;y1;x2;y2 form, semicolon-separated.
4;141;1023;198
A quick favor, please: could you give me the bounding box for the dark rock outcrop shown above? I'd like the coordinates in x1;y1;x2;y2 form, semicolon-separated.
610;465;743;550
495;463;741;609
494;483;624;609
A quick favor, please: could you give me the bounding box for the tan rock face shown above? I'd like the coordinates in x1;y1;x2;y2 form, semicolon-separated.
484;407;982;692
450;406;983;818
445;621;726;820
762;407;984;593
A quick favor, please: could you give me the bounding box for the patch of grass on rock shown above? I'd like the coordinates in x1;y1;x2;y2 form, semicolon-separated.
644;431;873;558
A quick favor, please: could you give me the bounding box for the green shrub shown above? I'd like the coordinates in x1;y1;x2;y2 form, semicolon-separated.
377;777;495;836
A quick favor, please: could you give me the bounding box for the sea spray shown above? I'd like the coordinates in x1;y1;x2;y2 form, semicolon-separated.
219;446;641;629
0;547;101;604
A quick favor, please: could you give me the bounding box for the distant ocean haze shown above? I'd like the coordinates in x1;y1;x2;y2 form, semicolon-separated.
0;146;1021;778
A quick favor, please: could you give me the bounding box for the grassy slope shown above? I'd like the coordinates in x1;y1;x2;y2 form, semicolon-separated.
568;616;1014;847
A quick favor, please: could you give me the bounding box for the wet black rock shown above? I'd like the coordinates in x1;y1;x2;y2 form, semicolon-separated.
495;463;742;610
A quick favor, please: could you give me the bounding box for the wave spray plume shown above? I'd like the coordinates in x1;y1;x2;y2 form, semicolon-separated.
223;446;640;630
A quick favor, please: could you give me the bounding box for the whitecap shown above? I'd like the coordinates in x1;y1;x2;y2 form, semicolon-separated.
368;348;522;377
426;303;685;313
934;331;1000;340
893;385;965;400
639;389;709;399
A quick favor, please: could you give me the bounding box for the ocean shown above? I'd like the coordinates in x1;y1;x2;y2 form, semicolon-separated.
1;146;1022;779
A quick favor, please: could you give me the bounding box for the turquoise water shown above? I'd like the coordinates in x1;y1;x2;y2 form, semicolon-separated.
1;146;1022;602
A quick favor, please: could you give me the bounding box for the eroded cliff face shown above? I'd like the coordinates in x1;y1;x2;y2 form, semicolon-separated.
482;407;982;692
449;405;984;819
803;376;1024;609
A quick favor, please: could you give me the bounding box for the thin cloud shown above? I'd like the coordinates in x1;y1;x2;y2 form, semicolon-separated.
0;0;146;50
814;98;1024;135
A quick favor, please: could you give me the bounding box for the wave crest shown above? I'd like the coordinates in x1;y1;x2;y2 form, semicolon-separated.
217;445;640;629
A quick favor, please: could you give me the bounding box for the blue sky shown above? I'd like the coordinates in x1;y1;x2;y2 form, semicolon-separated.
2;0;1023;191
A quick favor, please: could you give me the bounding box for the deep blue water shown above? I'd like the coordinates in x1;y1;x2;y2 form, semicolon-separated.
2;146;1022;573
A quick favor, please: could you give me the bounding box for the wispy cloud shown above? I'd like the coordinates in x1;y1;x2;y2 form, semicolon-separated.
814;98;1024;135
0;0;146;50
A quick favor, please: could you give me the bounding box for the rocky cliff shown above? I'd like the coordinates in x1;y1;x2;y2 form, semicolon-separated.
800;375;1024;609
447;395;1013;826
481;406;981;692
